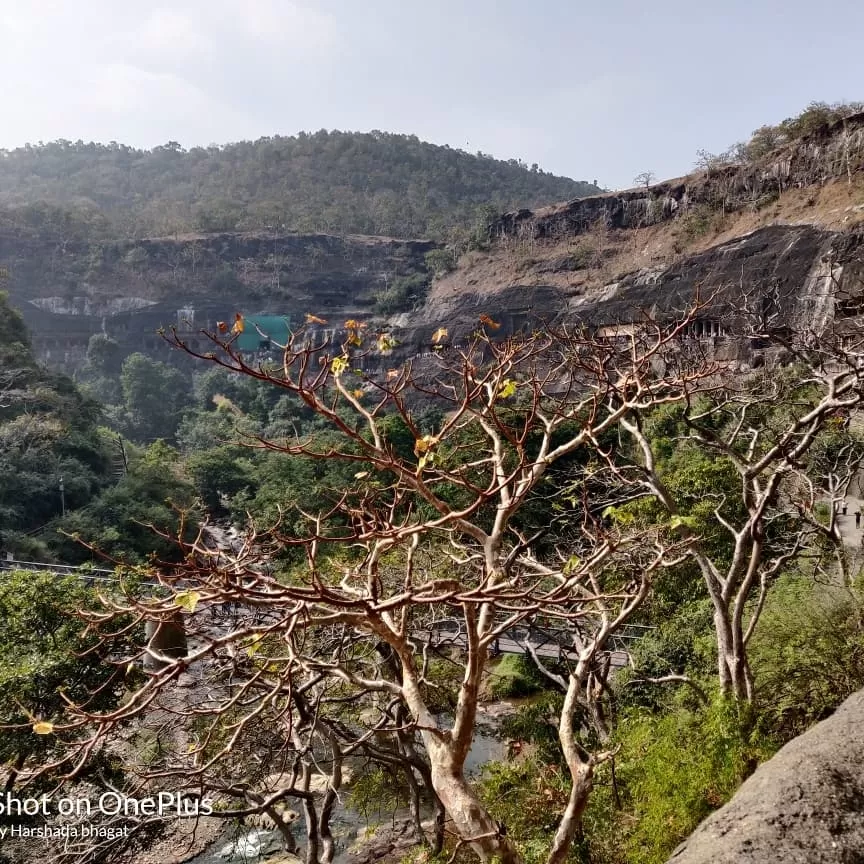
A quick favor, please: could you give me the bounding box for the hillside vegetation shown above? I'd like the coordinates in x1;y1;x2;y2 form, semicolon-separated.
0;131;599;241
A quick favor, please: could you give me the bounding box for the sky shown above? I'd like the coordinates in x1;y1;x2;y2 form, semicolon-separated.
1;0;863;189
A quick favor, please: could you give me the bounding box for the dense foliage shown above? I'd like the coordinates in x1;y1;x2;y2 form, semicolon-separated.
0;132;599;241
0;292;113;554
0;570;131;791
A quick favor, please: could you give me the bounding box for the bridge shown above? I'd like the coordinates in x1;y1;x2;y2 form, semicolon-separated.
0;560;652;669
0;557;117;582
420;618;652;667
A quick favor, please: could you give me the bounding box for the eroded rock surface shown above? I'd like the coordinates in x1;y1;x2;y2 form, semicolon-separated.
667;689;864;864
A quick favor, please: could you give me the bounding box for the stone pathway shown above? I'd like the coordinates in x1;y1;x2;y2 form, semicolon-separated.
833;495;864;548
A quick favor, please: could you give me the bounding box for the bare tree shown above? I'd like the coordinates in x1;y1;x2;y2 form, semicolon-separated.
633;171;656;189
620;292;864;704
28;313;715;864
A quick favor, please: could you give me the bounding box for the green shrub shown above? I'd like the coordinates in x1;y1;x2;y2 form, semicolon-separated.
425;247;456;277
750;575;864;741
581;699;775;864
678;205;722;240
373;273;429;314
478;758;571;864
488;653;545;699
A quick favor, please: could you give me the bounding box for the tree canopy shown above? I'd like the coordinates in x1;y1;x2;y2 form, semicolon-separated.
0;132;600;240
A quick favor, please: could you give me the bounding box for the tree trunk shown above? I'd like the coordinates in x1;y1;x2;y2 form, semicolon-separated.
546;764;593;864
547;674;594;864
427;757;522;864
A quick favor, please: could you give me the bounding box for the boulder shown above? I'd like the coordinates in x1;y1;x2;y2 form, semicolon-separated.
667;689;864;863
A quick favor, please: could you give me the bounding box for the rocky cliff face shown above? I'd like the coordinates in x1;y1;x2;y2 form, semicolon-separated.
0;230;435;367
404;113;864;358
666;687;864;864
3;112;864;373
491;111;864;241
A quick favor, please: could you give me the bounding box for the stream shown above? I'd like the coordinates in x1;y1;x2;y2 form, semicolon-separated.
187;710;509;864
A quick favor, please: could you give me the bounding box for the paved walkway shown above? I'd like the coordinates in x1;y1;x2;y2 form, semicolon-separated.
833;493;864;548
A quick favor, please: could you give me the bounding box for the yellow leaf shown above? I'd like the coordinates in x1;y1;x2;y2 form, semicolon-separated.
377;333;397;353
414;434;438;456
231;313;244;334
246;634;264;657
32;722;54;735
354;471;369;479
352;388;364;399
498;379;518;399
347;333;363;347
174;590;201;613
479;314;501;330
416;452;436;473
306;313;328;325
331;355;349;377
431;327;448;344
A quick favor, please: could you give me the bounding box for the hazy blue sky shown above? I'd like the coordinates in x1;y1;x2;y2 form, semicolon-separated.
1;0;862;188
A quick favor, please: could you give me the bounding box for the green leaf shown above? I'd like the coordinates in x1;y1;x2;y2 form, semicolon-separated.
563;555;581;575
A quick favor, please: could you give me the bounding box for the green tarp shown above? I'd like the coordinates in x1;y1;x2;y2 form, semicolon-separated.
236;315;291;352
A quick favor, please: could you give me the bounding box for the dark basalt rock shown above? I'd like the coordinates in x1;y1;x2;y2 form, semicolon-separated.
491;111;864;243
666;688;864;864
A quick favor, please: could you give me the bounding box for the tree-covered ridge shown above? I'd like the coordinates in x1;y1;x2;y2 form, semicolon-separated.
0;132;599;240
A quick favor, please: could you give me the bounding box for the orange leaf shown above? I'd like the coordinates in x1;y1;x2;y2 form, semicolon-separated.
217;321;228;334
231;313;244;334
306;314;328;325
431;327;448;344
479;314;501;330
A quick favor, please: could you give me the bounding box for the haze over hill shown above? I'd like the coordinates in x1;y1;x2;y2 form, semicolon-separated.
0;132;599;241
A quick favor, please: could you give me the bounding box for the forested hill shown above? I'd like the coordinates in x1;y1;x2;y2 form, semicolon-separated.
0;132;599;241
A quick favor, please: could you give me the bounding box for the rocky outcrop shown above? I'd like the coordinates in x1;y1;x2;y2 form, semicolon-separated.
666;688;864;864
390;223;864;368
492;112;864;242
0;230;435;367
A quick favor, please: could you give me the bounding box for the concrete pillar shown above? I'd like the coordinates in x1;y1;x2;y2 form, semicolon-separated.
143;612;188;671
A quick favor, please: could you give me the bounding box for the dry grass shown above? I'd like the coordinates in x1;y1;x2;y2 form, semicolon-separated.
430;177;864;304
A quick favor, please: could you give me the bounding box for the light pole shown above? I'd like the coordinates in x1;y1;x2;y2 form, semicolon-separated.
59;475;65;517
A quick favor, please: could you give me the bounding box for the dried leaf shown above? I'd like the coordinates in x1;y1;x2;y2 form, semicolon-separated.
354;471;369;479
32;721;54;735
431;327;448;344
386;368;400;381
306;313;328;325
479;314;501;330
216;321;228;333
414;434;438;455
